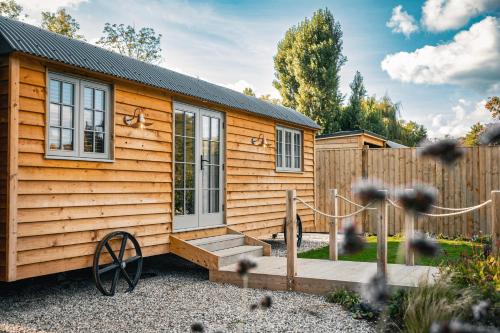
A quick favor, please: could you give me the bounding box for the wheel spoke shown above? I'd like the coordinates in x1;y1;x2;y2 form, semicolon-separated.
118;234;128;261
99;263;119;275
120;268;135;288
110;266;121;295
125;255;141;264
104;243;120;264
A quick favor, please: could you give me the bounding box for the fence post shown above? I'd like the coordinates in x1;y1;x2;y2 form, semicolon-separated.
492;191;500;256
329;189;338;260
405;189;415;266
286;189;297;291
377;191;388;277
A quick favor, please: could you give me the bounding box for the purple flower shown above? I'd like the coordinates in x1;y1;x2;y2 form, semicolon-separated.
420;139;464;165
352;180;386;205
236;256;257;277
480;124;500;146
362;273;391;309
191;322;205;332
260;295;272;309
409;232;441;257
340;221;366;255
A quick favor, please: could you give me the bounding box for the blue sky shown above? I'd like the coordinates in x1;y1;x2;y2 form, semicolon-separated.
18;0;500;138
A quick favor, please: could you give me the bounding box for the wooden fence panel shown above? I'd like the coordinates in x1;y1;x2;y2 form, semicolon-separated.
314;146;500;237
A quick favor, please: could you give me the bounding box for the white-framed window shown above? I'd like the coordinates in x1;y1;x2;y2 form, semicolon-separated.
276;126;302;172
47;72;112;161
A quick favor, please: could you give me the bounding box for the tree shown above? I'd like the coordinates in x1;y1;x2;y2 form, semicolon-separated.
259;94;281;105
399;121;427;147
97;23;162;64
273;8;346;133
341;71;366;130
485;96;500;120
242;87;255;97
463;122;485;146
41;9;85;40
0;0;23;19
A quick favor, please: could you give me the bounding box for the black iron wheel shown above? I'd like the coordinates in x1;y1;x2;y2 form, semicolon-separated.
92;231;143;296
284;214;303;248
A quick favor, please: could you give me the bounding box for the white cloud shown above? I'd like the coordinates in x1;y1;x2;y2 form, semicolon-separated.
421;0;500;32
427;99;495;138
386;5;419;37
381;17;500;91
17;0;88;24
222;80;255;93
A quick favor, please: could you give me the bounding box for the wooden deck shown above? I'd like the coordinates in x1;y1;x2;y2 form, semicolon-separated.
209;257;438;295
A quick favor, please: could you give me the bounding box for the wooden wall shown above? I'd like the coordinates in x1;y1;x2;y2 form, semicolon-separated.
15;56;172;280
0;56;8;280
314;147;500;237
225;111;316;237
6;54;317;280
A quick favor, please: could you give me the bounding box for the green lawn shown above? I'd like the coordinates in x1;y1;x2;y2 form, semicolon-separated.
298;236;478;266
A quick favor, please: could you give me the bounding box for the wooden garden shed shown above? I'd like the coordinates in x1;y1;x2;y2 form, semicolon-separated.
0;17;319;284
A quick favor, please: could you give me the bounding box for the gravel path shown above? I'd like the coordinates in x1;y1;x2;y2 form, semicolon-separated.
0;234;371;333
265;232;339;257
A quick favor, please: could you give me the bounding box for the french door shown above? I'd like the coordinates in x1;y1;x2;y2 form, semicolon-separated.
173;103;224;231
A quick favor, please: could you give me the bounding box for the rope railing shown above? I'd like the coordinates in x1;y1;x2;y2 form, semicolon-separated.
335;193;377;210
294;196;372;219
386;198;492;217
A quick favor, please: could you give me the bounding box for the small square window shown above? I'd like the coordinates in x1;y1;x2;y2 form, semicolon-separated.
276;126;302;172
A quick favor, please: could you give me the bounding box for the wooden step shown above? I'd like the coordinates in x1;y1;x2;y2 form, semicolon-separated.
188;234;245;252
213;245;264;267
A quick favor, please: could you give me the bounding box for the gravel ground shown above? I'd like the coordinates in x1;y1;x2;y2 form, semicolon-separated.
265;233;339;257
0;234;371;333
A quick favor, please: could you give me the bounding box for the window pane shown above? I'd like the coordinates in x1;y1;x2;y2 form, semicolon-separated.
62;106;73;128
276;129;283;168
202;140;209;161
49;103;61;126
210;165;219;188
95;132;105;153
211;118;219;141
94;90;104;111
62;129;73;151
84;88;93;109
62;82;73;105
95;111;104;132
210;141;219;164
175;163;184;189
285;131;292;168
211;190;220;213
49;127;60;150
185;138;195;163
50;80;61;103
175;136;184;162
185;190;195;215
202;164;209;189
185;163;195;188
175;111;184;136
84;109;94;130
84;131;94;152
185;112;195;137
202;116;210;140
175;190;184;215
202;190;209;213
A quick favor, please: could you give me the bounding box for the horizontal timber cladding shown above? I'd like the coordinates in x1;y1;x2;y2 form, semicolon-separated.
0;56;8;281
314;146;500;237
12;55;317;280
15;55;174;279
225;110;316;237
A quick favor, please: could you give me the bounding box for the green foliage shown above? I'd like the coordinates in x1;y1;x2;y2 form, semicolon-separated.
463;122;485;146
340;71;365;130
97;23;162;64
326;288;379;320
273;8;346;134
242;87;255;97
41;9;85;40
259;94;281;105
0;0;23;19
485;96;500;120
404;274;477;333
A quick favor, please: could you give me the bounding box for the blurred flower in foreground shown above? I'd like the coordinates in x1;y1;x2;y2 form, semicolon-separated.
409;232;441;257
480;124;500;146
397;185;437;215
250;295;273;311
420;139;464;165
191;322;205;332
352;180;386;205
236;256;257;277
340;221;365;255
472;300;490;321
362;273;391;310
430;319;497;333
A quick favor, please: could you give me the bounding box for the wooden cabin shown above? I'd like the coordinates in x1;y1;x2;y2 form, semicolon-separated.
316;130;389;150
0;17;319;282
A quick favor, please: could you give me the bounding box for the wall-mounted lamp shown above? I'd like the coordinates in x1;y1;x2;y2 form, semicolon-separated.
123;108;154;129
251;134;269;148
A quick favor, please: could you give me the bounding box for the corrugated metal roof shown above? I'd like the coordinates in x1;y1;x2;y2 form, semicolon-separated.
0;16;320;129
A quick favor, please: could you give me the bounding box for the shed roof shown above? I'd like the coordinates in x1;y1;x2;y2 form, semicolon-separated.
0;16;320;130
316;129;386;141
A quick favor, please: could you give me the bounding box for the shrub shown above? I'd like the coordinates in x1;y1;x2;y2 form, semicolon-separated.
326;288;379;321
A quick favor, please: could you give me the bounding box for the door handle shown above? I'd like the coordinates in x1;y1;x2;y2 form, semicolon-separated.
201;155;210;170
